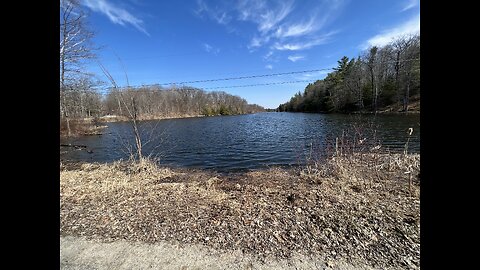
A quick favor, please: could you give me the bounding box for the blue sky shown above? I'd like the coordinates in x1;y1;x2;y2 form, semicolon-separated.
81;0;420;109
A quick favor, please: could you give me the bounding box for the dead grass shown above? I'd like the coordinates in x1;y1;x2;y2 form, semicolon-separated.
61;155;420;269
60;118;107;137
97;114;205;123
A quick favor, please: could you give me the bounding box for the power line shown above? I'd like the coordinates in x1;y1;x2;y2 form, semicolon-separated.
67;57;420;93
97;80;315;93
128;58;420;87
154;68;335;86
203;80;315;90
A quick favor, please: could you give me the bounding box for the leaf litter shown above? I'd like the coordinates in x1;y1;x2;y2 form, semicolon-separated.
60;154;420;269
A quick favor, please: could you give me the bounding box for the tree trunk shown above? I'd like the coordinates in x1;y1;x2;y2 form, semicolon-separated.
117;95;123;116
357;78;364;110
60;9;70;137
370;68;376;113
404;76;411;112
61;90;71;136
80;93;85;118
395;52;402;107
131;97;143;159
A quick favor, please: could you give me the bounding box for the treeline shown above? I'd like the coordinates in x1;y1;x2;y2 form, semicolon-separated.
60;0;263;136
103;86;265;118
278;34;420;113
60;85;264;121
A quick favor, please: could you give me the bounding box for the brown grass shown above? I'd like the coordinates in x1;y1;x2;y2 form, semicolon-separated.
61;154;420;269
60;118;107;137
97;114;205;123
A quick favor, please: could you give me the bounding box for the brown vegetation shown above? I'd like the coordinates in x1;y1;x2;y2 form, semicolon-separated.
378;95;420;113
60;153;420;269
60;118;107;137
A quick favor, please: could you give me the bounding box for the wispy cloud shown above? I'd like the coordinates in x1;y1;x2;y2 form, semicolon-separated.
401;0;419;12
237;0;294;33
263;51;274;60
273;31;337;51
363;14;420;48
82;0;149;36
203;43;220;55
249;35;271;49
249;0;344;52
195;0;232;25
275;17;316;38
265;64;273;69
196;0;345;56
287;55;305;62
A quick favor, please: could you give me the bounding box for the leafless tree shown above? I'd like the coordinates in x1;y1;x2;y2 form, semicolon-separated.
99;63;145;160
365;47;379;113
60;0;96;136
390;34;419;111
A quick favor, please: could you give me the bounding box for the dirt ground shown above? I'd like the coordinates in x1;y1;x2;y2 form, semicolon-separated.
61;236;378;270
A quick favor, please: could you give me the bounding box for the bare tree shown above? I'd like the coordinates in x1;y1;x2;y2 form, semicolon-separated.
391;34;420;111
99;63;144;160
60;0;95;136
366;47;379;113
400;35;420;111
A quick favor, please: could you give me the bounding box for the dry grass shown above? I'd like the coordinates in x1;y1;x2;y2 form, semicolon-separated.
61;155;420;269
60;118;107;137
301;153;420;196
97;114;205;123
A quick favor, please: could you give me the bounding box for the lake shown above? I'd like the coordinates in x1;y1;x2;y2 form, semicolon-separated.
60;112;420;172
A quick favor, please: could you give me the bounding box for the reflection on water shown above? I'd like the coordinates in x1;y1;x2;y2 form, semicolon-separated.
60;112;420;171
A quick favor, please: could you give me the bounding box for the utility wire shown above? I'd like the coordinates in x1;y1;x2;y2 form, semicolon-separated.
153;58;419;86
154;68;334;86
66;58;420;94
203;80;315;90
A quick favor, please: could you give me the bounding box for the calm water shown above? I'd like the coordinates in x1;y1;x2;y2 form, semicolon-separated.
60;112;420;171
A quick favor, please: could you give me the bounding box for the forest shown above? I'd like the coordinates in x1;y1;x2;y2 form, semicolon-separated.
278;34;420;113
61;85;264;120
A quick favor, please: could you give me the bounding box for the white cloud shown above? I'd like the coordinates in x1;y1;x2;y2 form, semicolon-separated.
258;2;293;33
196;0;345;55
273;32;337;51
263;50;280;63
287;55;305;62
248;35;270;49
82;0;149;36
195;0;232;25
203;43;220;55
203;43;213;52
237;0;294;34
275;18;315;38
265;64;273;69
364;14;420;48
401;0;419;12
263;51;273;60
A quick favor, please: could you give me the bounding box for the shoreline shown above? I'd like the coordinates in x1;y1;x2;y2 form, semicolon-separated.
98;114;207;123
61;110;419;137
61;153;420;269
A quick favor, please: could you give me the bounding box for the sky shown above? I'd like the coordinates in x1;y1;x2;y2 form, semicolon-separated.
80;0;420;109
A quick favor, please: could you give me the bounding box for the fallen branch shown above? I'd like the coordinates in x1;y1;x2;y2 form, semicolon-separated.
60;144;87;148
